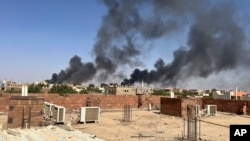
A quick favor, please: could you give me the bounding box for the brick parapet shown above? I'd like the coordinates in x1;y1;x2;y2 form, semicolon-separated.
2;93;250;116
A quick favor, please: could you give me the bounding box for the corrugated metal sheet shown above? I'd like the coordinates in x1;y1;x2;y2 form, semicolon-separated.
0;126;105;141
0;131;5;141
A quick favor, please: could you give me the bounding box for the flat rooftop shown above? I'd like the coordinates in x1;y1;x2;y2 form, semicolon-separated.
1;110;250;141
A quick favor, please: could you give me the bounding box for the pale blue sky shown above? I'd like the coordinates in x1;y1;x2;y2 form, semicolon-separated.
0;0;250;90
0;0;181;83
0;0;107;82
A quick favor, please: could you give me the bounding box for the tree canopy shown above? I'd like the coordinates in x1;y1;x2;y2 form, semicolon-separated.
49;85;77;95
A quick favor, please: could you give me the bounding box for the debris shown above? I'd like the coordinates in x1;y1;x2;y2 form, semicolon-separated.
157;124;165;133
90;134;96;139
131;133;154;138
47;125;56;130
7;129;21;136
58;125;74;131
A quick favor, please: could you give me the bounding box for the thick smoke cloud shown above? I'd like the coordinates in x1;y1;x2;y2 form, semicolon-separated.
121;0;250;87
48;0;250;89
94;0;141;65
47;55;96;85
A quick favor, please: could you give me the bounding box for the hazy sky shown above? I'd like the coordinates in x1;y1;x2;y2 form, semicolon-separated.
1;0;250;90
0;0;106;82
0;0;178;82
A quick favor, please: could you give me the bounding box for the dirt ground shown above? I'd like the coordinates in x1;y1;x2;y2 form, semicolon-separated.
0;112;7;130
70;110;250;141
1;110;250;141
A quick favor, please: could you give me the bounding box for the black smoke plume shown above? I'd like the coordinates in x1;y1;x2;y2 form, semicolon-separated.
48;0;250;88
121;0;250;86
46;55;96;85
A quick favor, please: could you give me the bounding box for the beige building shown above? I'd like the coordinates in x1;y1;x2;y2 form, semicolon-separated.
106;86;136;95
136;87;153;95
105;85;152;95
1;80;22;91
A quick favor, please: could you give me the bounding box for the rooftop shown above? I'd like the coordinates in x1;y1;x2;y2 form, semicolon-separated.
1;109;250;141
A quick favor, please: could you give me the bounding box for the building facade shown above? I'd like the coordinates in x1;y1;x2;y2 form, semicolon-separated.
105;85;153;95
106;86;136;95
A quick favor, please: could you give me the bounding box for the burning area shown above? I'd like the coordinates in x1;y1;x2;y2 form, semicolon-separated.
47;0;250;89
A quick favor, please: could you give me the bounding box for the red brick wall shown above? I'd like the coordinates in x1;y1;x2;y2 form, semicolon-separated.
7;96;44;128
202;99;250;115
160;97;182;117
181;98;202;117
0;94;9;112
161;97;250;117
0;93;163;110
141;95;162;108
2;93;249;116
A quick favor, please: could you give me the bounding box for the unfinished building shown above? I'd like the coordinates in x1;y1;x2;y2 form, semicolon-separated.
105;85;136;95
7;96;44;128
105;85;153;95
160;97;250;117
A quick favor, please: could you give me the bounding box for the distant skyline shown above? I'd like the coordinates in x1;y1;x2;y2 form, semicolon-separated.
1;0;250;91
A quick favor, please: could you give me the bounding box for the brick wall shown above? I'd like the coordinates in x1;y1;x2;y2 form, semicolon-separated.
202;99;250;115
141;95;162;108
181;98;202;117
7;96;44;128
161;97;250;117
0;94;9;112
160;97;182;117
0;93;163;111
2;93;250;117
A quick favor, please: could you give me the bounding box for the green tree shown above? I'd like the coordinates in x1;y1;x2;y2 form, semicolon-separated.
28;83;49;93
152;89;169;96
49;84;77;95
86;86;102;93
79;89;88;94
5;88;21;93
28;84;42;93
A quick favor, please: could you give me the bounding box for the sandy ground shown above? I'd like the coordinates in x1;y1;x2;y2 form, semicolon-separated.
70;110;250;141
0;112;7;130
1;110;250;141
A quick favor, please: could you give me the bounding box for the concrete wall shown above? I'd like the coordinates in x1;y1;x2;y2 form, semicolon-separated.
212;91;232;99
105;86;136;95
115;87;136;95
